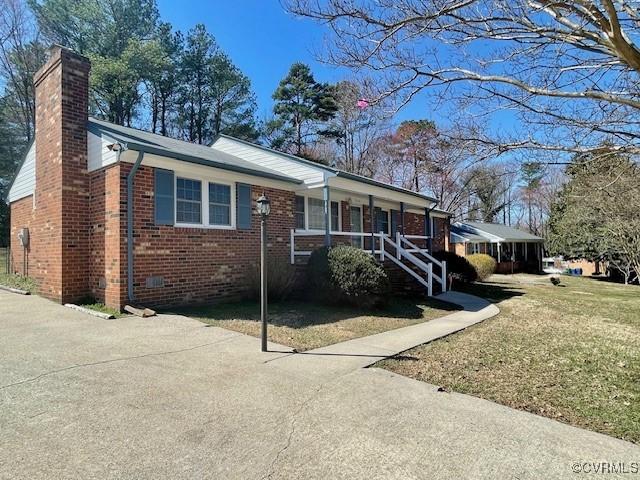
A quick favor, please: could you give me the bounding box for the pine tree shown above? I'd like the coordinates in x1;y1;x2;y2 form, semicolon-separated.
269;63;337;159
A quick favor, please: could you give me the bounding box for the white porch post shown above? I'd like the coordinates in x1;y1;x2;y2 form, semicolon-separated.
369;194;375;255
424;207;432;252
290;229;295;265
323;185;330;247
497;243;501;263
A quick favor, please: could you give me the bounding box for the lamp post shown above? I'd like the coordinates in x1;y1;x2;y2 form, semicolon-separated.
256;194;271;352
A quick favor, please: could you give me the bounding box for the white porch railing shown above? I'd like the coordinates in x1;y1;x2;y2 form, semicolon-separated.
290;229;447;296
396;233;447;294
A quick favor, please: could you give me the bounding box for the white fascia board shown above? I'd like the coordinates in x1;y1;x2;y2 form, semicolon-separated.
451;232;469;243
327;176;434;209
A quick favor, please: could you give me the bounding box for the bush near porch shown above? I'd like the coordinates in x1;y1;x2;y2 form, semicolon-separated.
467;254;497;281
379;274;640;444
432;251;477;285
307;245;389;308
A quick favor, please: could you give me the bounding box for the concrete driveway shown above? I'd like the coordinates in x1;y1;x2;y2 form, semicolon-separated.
1;291;638;480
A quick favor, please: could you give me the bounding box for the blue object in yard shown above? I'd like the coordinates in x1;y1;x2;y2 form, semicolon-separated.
577;268;583;276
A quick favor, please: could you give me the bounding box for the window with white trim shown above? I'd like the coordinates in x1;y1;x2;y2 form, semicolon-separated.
209;183;231;226
294;196;305;229
176;178;202;224
308;197;325;230
330;201;339;231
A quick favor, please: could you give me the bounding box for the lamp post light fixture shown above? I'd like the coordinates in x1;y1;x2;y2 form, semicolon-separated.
256;194;271;351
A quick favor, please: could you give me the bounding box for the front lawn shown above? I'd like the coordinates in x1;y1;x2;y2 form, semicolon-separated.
176;298;458;351
379;274;640;443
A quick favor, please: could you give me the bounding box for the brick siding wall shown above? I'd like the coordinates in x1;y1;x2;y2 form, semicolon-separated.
88;164;126;308
432;216;450;252
105;165;296;308
9;196;35;275
10;46;91;303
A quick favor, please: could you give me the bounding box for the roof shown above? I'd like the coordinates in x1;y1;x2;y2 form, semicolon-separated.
215;133;438;204
450;224;487;242
89;118;301;184
452;221;544;243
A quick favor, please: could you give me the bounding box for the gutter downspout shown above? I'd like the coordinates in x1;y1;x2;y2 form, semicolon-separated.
127;151;144;303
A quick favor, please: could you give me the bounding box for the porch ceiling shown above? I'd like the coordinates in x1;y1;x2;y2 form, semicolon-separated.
301;182;435;212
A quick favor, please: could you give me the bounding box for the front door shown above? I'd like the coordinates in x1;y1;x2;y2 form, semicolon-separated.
350;206;362;248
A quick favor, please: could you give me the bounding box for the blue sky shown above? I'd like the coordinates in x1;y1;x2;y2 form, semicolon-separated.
157;0;435;126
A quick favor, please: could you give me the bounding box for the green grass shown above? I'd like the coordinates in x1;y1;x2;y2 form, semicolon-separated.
0;272;37;293
174;297;459;352
379;274;640;444
80;303;125;318
0;250;7;271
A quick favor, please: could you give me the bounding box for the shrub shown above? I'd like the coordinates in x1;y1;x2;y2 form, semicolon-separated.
467;253;497;281
307;246;334;295
432;250;478;285
247;257;299;301
307;245;389;308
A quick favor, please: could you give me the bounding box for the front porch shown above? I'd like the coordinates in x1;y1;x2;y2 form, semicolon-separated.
458;240;543;273
288;182;448;257
286;182;450;296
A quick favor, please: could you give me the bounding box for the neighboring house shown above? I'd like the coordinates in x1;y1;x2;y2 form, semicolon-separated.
543;257;605;277
451;221;544;273
6;46;451;309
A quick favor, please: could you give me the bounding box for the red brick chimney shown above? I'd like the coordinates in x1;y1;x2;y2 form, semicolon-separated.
32;45;91;303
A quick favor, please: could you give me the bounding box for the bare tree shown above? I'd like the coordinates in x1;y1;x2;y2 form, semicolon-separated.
286;0;640;159
328;80;388;176
375;120;483;218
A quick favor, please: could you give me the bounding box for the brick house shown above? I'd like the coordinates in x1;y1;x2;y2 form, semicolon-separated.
450;221;544;273
6;46;452;310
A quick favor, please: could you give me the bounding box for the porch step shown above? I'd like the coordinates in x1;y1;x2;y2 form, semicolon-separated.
382;260;427;297
381;259;444;297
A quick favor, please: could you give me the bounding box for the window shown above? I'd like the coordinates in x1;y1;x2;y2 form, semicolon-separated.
209;183;231;226
331;201;339;231
375;208;389;234
308;197;325;230
295;196;305;229
176;178;201;224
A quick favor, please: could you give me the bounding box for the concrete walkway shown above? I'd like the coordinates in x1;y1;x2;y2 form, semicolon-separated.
268;291;499;378
1;290;639;479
